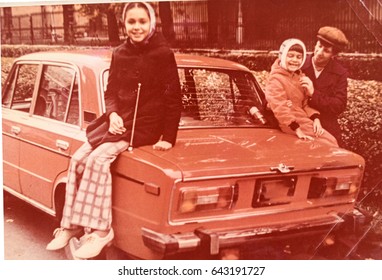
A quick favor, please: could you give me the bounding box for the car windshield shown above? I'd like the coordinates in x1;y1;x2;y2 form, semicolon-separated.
178;67;272;128
101;67;274;128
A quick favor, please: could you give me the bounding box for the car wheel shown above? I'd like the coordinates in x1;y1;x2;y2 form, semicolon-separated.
54;184;66;222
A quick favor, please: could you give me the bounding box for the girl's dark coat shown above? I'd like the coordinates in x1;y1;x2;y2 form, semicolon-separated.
86;33;182;148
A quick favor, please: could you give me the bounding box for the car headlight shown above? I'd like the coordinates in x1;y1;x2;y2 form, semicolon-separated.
178;184;238;213
308;175;360;199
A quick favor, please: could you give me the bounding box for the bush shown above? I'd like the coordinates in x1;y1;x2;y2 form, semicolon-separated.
179;49;382;81
3;45;381;80
340;79;382;193
0;44;92;57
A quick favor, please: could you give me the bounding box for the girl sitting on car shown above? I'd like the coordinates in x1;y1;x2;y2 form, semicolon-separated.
264;38;338;147
46;1;182;259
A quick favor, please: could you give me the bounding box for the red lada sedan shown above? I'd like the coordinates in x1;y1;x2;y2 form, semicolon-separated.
2;50;366;259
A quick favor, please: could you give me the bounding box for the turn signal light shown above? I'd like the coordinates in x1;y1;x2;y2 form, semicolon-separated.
178;185;238;213
308;176;359;199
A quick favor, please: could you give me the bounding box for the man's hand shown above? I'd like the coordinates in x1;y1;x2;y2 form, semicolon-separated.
295;128;314;141
109;112;126;135
300;76;314;96
313;118;324;137
153;140;173;151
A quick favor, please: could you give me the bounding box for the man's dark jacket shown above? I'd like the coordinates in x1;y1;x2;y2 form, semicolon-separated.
301;54;348;145
86;33;182;148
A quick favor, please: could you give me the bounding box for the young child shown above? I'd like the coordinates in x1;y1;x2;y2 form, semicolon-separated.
265;38;338;146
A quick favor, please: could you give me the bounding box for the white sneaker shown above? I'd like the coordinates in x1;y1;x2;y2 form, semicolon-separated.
73;228;114;259
67;234;89;260
46;228;83;250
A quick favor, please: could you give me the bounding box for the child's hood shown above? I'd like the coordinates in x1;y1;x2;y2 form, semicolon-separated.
278;38;307;70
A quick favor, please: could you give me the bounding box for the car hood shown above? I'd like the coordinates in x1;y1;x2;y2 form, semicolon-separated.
136;128;363;180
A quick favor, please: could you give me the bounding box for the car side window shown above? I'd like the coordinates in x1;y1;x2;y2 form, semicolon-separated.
34;65;79;125
2;64;38;112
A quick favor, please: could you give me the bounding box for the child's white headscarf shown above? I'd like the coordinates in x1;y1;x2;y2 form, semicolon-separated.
278;38;307;70
122;2;156;44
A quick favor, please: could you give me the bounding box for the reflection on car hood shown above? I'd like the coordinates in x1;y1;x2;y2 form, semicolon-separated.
136;128;363;180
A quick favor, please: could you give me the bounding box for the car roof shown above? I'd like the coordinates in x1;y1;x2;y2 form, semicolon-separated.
175;53;250;71
16;49;250;72
16;49;112;69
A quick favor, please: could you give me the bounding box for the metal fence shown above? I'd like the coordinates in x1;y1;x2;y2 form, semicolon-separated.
1;0;381;53
1;9;110;45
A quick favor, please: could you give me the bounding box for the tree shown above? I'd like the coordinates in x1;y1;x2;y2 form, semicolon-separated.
63;4;75;44
79;2;177;46
2;7;13;43
207;0;235;46
106;4;120;45
207;0;219;45
159;2;176;44
79;3;121;45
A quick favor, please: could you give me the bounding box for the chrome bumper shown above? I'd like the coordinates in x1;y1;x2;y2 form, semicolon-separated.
142;214;344;255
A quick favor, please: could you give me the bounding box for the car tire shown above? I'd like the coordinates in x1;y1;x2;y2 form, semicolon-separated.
54;184;66;222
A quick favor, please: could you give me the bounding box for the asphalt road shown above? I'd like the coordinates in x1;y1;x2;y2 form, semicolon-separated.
3;191;67;260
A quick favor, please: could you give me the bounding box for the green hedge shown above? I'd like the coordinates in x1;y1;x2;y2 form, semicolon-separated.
2;45;382;81
1;45;95;57
179;49;382;81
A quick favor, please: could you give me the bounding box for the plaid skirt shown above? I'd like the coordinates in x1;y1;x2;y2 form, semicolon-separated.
60;140;129;231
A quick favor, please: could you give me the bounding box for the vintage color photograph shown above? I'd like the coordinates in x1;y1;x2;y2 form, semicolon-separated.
1;0;381;263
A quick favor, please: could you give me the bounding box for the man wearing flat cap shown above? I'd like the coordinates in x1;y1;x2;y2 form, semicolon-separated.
300;26;349;146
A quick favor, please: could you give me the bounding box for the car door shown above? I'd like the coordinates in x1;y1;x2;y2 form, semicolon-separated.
2;63;38;194
4;61;84;209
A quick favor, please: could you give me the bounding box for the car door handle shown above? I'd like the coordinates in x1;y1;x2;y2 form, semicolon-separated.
56;140;69;150
11;126;21;135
